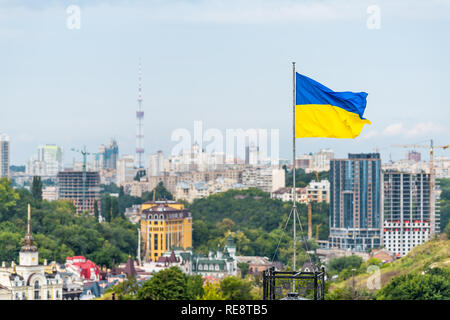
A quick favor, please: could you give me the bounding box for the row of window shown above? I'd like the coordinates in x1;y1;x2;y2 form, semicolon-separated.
197;264;221;271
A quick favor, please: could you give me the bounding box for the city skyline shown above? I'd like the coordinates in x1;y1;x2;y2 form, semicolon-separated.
1;0;450;165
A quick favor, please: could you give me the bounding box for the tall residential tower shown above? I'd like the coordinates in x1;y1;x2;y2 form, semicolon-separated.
329;153;382;251
0;133;10;178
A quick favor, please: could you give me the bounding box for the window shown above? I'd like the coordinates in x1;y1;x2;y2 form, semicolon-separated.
34;281;40;300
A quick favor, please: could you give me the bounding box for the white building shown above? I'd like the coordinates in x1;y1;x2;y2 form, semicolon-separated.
383;171;433;257
175;177;247;203
306;179;330;203
271;187;307;203
148;150;165;176
42;186;58;201
0;205;63;300
0;133;10;178
26;144;64;177
116;155;136;186
307;149;334;173
242;167;285;193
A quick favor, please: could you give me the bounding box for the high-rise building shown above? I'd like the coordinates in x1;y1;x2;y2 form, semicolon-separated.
242;167;285;193
140;201;192;262
104;139;119;170
116;155;136;186
148;151;164;176
406;150;421;162
295;154;312;170
310;149;334;172
26;144;64;177
245;144;259;166
57;170;101;214
382;171;435;257
94;139;119;170
0;133;10;178
329;153;382;251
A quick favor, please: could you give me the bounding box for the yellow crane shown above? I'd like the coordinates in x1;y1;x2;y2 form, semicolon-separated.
315;223;322;242
307;197;312;239
392;139;449;236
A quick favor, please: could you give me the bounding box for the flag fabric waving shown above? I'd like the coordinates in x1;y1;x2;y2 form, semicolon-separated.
295;73;370;138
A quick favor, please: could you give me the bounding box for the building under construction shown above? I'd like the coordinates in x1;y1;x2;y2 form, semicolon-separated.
57;170;101;215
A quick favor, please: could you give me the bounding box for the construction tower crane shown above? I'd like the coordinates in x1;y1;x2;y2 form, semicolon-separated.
315;223;322;242
307;197;312;239
392;139;449;236
71;146;91;212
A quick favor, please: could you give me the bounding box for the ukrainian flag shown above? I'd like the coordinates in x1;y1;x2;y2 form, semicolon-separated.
296;73;370;138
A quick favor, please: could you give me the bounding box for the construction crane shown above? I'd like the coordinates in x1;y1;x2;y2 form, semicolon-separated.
315;223;322;242
71;146;91;213
307;197;312;239
392;139;449;236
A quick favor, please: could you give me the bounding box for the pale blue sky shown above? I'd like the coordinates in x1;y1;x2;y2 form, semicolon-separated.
1;0;450;165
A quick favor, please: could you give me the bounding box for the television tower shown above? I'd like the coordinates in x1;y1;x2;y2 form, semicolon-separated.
136;61;144;168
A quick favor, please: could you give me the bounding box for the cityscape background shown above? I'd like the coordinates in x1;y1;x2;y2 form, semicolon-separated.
0;0;449;301
1;0;450;165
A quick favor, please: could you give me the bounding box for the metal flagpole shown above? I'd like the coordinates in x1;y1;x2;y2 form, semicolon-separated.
292;62;297;292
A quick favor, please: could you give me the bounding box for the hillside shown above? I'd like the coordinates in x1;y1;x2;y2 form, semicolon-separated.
328;239;450;298
187;188;330;267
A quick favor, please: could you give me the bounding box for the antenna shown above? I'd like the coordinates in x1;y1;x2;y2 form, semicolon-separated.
136;59;145;168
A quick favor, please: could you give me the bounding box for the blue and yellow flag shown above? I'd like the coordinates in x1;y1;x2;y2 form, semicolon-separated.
296;73;370;138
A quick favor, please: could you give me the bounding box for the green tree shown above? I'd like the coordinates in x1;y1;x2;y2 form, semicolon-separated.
377;268;450;300
94;200;99;221
0;231;22;263
237;262;249;278
111;197;119;219
327;255;364;276
142;182;173;201
31;176;43;203
199;282;225;300
219;276;254;300
0;177;20;221
108;277;139;300
186;274;205;299
136;267;190;300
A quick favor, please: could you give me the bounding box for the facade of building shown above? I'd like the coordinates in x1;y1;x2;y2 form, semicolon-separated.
116;155;136;186
406;150;421;162
175;178;247;203
306;179;330;203
382;171;434;257
329;153;382;251
242;167;285;193
42;186;58;201
65;256;101;282
271;187;308;203
0;205;63;300
26;144;64;177
0;133;10;178
307;149;334;173
295;154;312;170
148;150;165;176
192;234;237;279
140;201;193;262
57;170;101;214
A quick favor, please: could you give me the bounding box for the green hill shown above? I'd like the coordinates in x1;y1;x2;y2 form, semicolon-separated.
327;239;450;299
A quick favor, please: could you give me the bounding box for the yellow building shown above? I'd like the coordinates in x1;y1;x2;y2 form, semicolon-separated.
140;201;192;261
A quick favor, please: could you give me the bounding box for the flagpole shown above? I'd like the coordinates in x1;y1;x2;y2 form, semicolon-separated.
292;62;297;279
